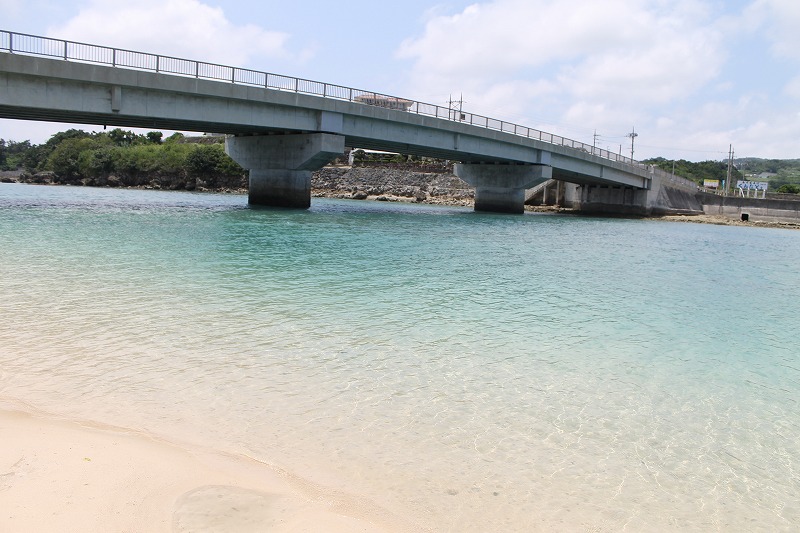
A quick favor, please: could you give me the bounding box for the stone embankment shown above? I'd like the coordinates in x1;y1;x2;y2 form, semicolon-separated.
312;167;474;206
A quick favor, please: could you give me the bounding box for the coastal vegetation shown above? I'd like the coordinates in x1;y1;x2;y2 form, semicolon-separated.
0;128;245;190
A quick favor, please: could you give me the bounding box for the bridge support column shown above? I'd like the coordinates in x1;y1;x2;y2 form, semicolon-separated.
225;133;345;208
455;163;552;214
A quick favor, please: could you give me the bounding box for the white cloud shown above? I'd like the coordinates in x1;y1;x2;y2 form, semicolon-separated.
561;29;722;105
0;0;23;14
635;90;800;160
46;0;303;67
785;76;800;99
746;0;800;60
397;0;724;139
394;0;800;160
399;0;653;74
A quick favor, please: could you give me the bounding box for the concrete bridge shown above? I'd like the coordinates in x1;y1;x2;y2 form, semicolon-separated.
0;31;699;214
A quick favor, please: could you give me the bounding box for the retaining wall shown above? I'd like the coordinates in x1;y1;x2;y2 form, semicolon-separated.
699;193;800;222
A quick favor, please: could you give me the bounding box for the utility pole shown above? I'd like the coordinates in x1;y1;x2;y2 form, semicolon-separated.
593;130;600;154
627;127;638;160
726;144;734;195
448;94;464;121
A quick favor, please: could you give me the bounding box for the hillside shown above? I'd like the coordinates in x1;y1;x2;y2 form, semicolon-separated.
644;156;800;193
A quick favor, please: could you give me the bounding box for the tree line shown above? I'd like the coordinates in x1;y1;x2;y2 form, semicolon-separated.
0;128;245;190
643;157;800;194
644;157;743;185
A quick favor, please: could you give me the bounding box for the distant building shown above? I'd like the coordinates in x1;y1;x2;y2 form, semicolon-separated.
354;94;414;111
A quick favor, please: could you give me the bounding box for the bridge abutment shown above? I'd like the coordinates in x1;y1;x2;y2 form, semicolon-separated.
225;133;345;208
572;184;650;215
561;172;704;216
455;163;552;214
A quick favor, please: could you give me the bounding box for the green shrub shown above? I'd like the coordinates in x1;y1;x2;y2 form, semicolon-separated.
186;144;243;177
47;137;107;179
776;184;800;194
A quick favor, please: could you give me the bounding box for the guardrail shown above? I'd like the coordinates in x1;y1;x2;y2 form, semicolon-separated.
1;29;690;185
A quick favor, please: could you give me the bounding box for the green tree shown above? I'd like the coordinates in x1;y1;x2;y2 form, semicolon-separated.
776;184;800;194
186;144;224;177
27;129;94;172
107;128;137;147
164;132;185;144
78;146;118;178
159;142;193;175
213;148;244;176
20;145;45;173
47;137;103;180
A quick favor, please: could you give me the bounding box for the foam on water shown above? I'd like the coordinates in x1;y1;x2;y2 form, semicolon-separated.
1;183;799;531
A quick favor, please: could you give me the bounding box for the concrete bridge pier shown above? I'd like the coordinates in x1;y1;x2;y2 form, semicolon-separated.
455;163;553;214
225;133;345;208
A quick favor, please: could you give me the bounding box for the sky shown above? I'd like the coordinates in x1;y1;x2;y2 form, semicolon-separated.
2;0;800;162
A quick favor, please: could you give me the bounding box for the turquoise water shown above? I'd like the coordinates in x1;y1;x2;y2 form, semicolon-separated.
1;183;799;531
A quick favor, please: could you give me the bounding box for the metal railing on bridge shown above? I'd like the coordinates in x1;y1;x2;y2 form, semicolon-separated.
0;29;696;191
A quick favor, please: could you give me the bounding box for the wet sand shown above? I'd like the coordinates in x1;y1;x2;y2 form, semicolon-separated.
0;408;412;533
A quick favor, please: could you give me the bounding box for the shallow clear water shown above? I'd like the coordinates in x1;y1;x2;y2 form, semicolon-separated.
1;183;799;531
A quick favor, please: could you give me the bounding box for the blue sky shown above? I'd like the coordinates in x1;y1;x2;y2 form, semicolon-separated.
2;0;799;162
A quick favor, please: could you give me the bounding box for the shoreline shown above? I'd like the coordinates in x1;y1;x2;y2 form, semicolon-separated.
652;213;800;230
4;174;799;230
0;403;415;533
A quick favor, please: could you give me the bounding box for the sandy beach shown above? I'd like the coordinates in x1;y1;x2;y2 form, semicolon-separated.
0;407;411;533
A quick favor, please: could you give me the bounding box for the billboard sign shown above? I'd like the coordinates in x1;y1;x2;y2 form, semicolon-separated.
737;181;769;191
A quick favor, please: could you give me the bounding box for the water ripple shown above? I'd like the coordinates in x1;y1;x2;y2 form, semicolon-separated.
2;184;800;531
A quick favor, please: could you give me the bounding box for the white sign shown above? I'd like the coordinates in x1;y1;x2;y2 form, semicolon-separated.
737;181;769;191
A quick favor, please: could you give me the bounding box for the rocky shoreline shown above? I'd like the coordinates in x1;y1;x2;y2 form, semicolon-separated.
311;166;475;206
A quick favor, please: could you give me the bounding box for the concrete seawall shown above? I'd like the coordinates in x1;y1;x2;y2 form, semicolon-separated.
654;186;705;215
699;193;800;222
